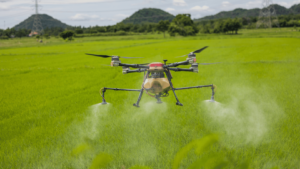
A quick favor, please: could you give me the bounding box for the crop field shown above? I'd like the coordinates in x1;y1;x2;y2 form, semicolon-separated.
0;28;300;169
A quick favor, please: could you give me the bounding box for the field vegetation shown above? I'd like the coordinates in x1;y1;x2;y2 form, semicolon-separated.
0;28;299;168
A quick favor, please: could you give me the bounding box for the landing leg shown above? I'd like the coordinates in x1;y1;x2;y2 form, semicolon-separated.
165;70;183;106
172;89;183;106
133;89;144;107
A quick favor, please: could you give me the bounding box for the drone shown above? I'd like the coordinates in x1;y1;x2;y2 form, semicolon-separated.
86;46;216;107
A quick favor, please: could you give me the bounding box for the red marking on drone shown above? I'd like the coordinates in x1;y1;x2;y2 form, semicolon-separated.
149;63;164;67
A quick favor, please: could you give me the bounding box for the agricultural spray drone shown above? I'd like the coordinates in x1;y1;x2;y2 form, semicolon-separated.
86;46;216;107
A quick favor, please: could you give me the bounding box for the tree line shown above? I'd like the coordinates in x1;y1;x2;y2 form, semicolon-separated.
1;13;300;39
197;13;300;32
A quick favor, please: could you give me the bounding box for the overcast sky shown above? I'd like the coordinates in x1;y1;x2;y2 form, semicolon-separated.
0;0;300;29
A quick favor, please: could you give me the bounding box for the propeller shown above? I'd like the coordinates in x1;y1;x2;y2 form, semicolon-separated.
176;46;209;58
86;53;143;59
198;62;222;65
193;46;208;53
101;63;149;67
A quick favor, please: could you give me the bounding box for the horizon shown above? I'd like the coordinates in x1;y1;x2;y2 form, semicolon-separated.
0;0;299;29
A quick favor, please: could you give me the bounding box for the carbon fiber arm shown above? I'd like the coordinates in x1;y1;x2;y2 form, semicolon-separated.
119;63;149;69
164;60;190;67
168;68;193;72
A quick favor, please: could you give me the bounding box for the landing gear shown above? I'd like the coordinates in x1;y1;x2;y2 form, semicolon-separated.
133;103;140;107
133;88;144;107
165;70;183;106
176;102;183;106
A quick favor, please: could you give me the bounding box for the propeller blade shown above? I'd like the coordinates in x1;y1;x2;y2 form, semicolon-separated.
86;53;143;59
101;64;112;67
120;56;143;59
86;53;111;58
198;62;222;65
176;54;187;58
193;46;208;53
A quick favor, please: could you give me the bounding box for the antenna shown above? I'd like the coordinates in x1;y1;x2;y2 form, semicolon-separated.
31;0;43;35
256;0;279;28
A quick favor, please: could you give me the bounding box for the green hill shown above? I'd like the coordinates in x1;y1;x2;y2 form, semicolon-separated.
195;3;300;22
121;8;175;24
14;14;70;30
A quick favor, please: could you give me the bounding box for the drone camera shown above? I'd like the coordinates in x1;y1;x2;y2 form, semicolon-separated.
111;56;121;67
191;63;198;73
122;66;130;74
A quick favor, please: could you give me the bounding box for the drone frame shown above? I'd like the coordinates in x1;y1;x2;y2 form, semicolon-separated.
99;60;215;107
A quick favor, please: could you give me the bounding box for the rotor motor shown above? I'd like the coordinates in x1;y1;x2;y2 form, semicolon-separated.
186;52;196;64
191;63;198;73
122;66;129;74
111;56;121;67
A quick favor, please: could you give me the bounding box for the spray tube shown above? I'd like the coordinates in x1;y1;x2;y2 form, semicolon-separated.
100;88;107;104
211;84;216;102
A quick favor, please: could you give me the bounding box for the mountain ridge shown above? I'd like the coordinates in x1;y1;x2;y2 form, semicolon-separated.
14;14;70;30
194;3;300;22
121;8;175;24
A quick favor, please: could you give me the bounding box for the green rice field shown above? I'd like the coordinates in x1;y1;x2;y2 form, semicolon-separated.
0;28;300;168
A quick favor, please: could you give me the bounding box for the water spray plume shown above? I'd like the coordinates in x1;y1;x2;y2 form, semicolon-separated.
203;100;222;104
201;87;283;146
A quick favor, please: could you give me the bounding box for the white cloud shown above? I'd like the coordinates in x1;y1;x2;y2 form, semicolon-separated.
278;0;300;8
0;4;9;10
115;14;129;18
71;13;111;21
0;0;116;5
173;0;186;6
222;1;230;7
165;7;175;12
278;2;289;7
245;0;262;8
190;5;210;12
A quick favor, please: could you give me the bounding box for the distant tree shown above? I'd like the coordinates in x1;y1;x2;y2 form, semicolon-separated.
130;25;139;32
232;19;242;34
75;29;83;34
157;20;170;37
0;35;9;39
97;27;106;33
201;25;211;34
15;29;24;38
90;29;97;34
168;14;198;36
168;23;180;36
44;34;50;39
59;30;75;40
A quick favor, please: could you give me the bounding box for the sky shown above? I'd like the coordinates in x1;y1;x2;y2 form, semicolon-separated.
0;0;300;29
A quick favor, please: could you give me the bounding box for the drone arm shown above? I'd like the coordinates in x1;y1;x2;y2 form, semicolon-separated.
119;63;149;69
124;68;147;74
100;87;141;104
168;68;193;72
165;60;189;67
